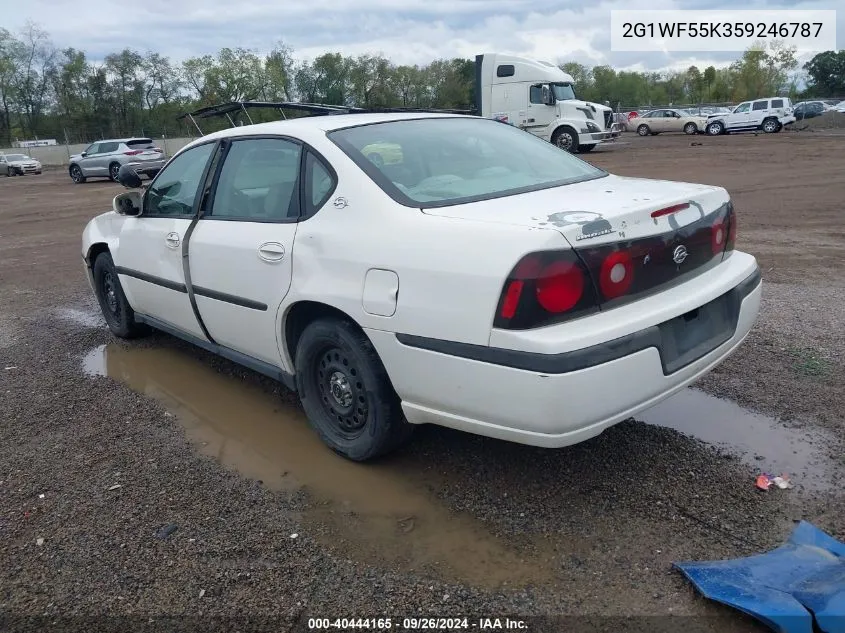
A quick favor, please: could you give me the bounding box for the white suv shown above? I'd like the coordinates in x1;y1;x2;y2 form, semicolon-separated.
82;112;761;461
705;97;795;135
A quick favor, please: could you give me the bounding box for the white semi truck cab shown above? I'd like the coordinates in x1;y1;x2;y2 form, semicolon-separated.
475;53;621;153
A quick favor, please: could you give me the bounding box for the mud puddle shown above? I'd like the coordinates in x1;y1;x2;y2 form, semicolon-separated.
637;388;836;491
82;343;553;589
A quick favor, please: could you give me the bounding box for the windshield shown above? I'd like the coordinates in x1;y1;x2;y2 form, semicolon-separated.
5;154;29;161
551;82;577;101
328;117;606;208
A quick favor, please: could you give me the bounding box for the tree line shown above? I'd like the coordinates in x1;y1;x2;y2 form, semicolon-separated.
1;20;842;145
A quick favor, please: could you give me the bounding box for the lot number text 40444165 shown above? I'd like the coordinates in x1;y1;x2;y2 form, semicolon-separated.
307;617;529;630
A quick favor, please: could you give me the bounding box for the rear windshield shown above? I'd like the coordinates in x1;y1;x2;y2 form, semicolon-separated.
126;139;155;148
328;117;605;208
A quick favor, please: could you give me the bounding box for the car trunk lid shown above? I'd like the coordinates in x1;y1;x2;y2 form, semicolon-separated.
422;174;735;307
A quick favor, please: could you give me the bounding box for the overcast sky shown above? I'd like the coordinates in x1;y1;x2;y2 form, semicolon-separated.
6;0;843;72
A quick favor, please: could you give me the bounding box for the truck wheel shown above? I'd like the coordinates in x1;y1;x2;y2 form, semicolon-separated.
551;127;579;153
578;144;596;153
637;124;650;136
295;318;413;461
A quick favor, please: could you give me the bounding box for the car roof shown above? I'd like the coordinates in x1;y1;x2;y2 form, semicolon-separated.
194;111;471;142
92;137;152;143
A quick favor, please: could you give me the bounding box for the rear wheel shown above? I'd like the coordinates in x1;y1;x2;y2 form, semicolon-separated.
684;122;698;135
295;318;413;461
109;162;121;182
92;252;149;339
551;127;579;153
637;124;650;136
762;118;779;133
70;165;86;183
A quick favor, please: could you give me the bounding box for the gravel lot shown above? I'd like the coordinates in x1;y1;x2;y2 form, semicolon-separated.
1;132;843;632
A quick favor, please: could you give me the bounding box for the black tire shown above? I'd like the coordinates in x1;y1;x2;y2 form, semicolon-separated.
683;122;698;135
109;162;121;182
295;318;413;461
578;144;596;153
92;252;149;339
637;124;650;136
762;118;779;133
69;164;86;183
551;127;579;153
706;121;724;136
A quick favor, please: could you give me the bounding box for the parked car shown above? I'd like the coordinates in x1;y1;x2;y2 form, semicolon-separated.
629;109;709;136
793;101;827;120
82;112;761;461
705;98;795;135
1;153;42;176
832;101;845;113
68;137;166;184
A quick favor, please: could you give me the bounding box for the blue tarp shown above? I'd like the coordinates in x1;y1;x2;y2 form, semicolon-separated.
675;521;845;633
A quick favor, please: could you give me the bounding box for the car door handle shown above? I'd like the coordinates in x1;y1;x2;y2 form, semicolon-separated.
165;232;180;249
257;242;285;262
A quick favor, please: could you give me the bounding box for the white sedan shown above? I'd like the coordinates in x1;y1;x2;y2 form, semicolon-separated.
82;112;762;461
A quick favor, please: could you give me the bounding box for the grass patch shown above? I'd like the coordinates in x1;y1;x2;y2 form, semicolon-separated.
787;346;832;377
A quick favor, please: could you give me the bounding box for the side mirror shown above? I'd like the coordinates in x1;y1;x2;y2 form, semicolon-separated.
80;152;87;157
545;88;556;107
117;164;143;189
113;191;143;217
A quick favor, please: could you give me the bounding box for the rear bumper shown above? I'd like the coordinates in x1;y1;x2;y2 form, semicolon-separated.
367;253;761;448
127;159;166;175
780;115;796;125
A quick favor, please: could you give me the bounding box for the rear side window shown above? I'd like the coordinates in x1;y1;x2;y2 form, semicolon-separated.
209;138;302;222
99;142;119;153
752;101;768;111
496;64;515;77
305;151;336;214
771;99;784;108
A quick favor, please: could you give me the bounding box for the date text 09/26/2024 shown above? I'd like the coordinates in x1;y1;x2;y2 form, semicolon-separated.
307;618;528;630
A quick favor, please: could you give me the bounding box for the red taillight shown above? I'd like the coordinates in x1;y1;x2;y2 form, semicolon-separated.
495;251;597;330
726;208;737;251
500;280;524;319
711;220;726;255
536;261;584;313
599;250;633;299
651;203;689;218
123;150;142;156
153;147;162;152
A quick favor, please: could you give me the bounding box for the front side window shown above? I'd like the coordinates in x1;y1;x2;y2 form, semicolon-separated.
85;143;100;155
144;142;215;217
209;138;302;221
551;82;576;101
328;117;606;208
734;103;751;113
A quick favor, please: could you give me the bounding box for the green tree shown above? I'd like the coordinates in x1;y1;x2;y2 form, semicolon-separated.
703;66;716;100
803;50;845;97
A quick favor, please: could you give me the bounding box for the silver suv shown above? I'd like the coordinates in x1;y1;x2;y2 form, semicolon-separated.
68;137;167;184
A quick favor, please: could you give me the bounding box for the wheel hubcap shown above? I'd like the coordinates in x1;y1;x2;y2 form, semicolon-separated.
111;166;119;179
316;349;367;432
103;272;118;314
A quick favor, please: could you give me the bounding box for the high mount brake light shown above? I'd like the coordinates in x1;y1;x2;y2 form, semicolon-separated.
651;203;689;218
495;251;597;330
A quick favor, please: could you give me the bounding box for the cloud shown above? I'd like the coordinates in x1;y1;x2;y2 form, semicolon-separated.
5;0;843;71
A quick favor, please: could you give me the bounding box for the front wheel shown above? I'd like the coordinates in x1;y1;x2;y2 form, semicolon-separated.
637;124;650;136
295;318;413;461
684;122;698;135
92;252;149;339
70;165;86;183
551;127;579;153
706;121;724;136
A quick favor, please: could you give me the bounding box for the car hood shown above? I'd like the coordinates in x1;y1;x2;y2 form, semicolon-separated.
69;153;83;161
420;173;730;246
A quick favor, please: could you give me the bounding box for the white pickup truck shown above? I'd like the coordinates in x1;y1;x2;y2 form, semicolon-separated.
475;53;622;154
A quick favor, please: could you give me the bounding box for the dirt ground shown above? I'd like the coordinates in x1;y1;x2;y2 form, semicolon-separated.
1;131;843;632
